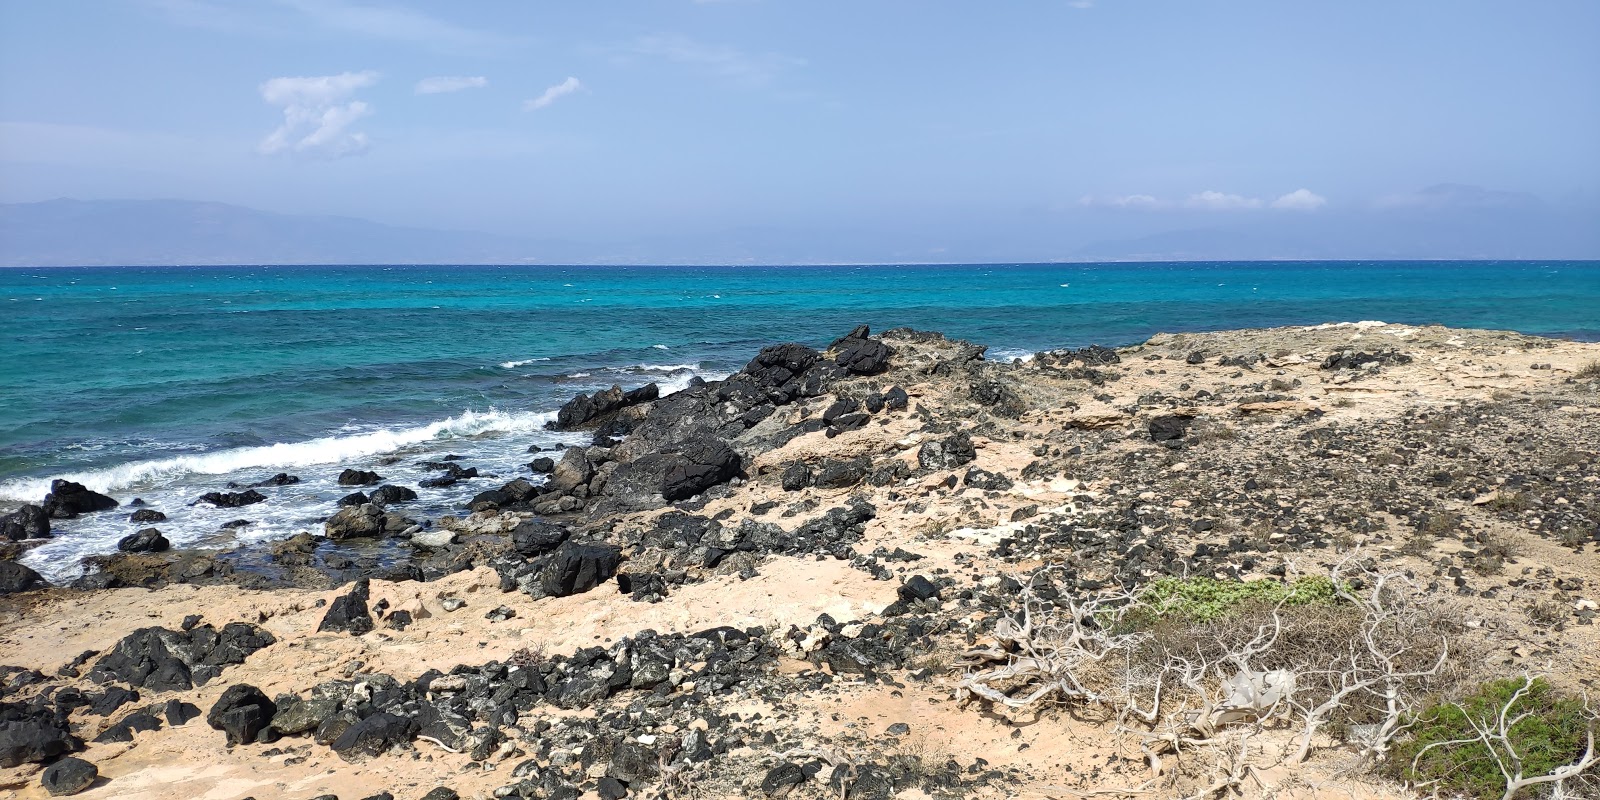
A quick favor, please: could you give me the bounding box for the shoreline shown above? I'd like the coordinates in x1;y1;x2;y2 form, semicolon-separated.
3;321;1599;799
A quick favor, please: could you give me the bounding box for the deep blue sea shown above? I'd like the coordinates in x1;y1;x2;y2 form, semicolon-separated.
3;260;1598;580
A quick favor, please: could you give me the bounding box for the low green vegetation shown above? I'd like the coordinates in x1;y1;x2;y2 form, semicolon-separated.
1576;360;1600;380
1137;575;1341;622
1387;677;1596;800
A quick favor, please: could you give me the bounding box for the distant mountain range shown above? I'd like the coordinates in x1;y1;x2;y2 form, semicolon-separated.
1;192;1594;266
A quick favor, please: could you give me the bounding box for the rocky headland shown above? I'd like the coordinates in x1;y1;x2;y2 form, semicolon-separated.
3;322;1598;800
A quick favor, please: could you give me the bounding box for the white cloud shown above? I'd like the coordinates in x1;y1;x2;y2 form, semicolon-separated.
524;77;583;111
1271;188;1327;211
1185;190;1262;210
1079;194;1162;209
258;71;379;158
626;33;805;86
415;76;488;95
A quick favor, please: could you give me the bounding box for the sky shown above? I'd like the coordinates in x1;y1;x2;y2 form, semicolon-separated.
1;0;1597;261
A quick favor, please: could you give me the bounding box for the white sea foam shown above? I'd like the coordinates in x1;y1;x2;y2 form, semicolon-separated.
1303;320;1389;330
0;408;557;502
651;344;670;350
988;348;1036;363
499;357;551;369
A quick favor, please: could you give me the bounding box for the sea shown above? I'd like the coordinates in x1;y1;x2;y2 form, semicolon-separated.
3;260;1598;582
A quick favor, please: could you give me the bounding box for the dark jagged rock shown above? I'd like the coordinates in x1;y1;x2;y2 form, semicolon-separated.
249;473;300;487
917;431;976;471
127;508;166;524
762;761;807;797
781;462;812;492
88;686;139;717
331;712;415;761
540;542;622;598
368;485;418;506
161;699;201;726
963;467;1013;491
813;457;870;490
337;469;384;486
117;528;170;553
92;711;162;743
744;343;821;387
1320;349;1413;370
822;397;860;422
0;561;47;594
337;491;369;507
318;579;373;635
419;790;460;800
0;712;77;767
206;684;276;746
528;457;556;473
40;756;98;796
89;623;275;691
834;338;893;375
195;490;267;508
325;504;414;541
42;480;118;519
884;385;909;410
661;437;741;502
828;324;871;349
1058;344;1121;366
551;383;661;431
1148;414;1194;442
1;504;50;540
511;519;570;557
898;575;941;602
419;464;479;489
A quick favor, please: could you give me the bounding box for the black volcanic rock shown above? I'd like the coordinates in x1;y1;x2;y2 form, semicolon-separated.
539;542;622;598
1;504;50;540
0;561;47;594
127;508;166;524
551;383;660;430
337;469;384;486
195;490;266;508
206;684;276;746
661;437;741;502
318;579;373;635
42;480;118;519
117;528;170;553
40;756;97;795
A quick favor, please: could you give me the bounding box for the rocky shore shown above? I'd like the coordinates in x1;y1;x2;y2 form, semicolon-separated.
3;322;1599;800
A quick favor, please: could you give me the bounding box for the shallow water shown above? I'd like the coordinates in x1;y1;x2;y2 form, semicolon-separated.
2;260;1597;580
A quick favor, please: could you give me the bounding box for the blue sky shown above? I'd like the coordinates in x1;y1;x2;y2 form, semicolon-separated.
1;0;1597;260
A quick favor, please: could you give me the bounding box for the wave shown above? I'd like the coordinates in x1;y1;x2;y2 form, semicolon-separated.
0;408;557;503
988;348;1036;363
606;363;703;374
651;344;670;350
500;357;551;369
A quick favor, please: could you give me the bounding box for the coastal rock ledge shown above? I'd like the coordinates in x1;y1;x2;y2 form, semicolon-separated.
2;322;1599;800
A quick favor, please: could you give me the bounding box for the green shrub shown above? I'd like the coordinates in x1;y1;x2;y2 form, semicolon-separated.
1387;677;1596;799
1137;575;1340;622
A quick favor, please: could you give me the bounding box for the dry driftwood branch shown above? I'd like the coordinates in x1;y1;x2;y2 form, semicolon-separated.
1409;675;1600;800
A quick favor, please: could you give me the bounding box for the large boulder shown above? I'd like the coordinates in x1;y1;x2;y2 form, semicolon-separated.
551;383;660;430
661;437;741;502
89;623;275;692
117;528;170;553
206;684;276;746
539;542;622;598
511;519;570;558
833;338;893;375
40;756;98;795
1149;414;1194;442
324;504;413;540
1;504;50;541
42;480;117;519
0;561;47;594
331;712;415;761
337;469;384;486
368;485;418;506
543;448;596;496
0;714;77;768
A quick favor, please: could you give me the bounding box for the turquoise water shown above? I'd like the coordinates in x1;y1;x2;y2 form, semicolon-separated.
2;260;1597;578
